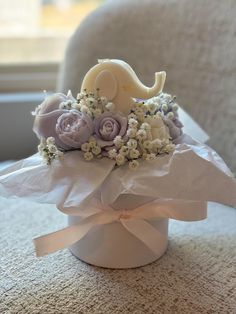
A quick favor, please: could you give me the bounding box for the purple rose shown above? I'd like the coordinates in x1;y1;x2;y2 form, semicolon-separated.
164;117;183;140
33;93;90;150
33;93;77;150
94;112;127;147
56;110;93;148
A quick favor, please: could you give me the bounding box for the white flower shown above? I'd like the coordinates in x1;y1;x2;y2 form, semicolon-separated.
172;103;179;111
162;93;172;103
127;139;137;149
79;99;86;107
140;122;151;131
119;146;129;156
143;140;152;150
144;115;170;141
105;102;115;111
152;139;163;149
126;128;137;138
81;105;91;115
86;97;96;106
114;136;124;148
147;102;157;114
128;113;137;120
89;142;96;149
48;144;58;154
84;151;93;161
128;160;139;170
81;142;91;152
134;107;144;115
146;153;156;161
116;154;125;166
46;137;55;145
76;92;84;100
93;108;102;118
37;143;45;153
167;112;174;120
161;103;168;112
92;145;101;155
88;136;97;147
129;149;140;159
108;149;117;159
128;118;138;128
162;143;174;153
136;129;147;141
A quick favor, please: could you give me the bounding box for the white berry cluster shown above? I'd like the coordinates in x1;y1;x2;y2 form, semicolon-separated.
38;137;64;165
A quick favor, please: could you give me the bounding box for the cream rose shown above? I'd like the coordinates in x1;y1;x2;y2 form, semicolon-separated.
144;115;170;141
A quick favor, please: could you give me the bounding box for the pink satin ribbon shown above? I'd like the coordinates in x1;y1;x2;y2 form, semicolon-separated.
33;200;207;257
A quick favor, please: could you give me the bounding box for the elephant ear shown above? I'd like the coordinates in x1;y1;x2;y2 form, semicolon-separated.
94;70;118;101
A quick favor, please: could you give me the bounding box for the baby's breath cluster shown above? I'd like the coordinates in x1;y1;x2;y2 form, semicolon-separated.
59;89;116;118
81;137;102;161
106;99;175;170
145;93;179;120
38;137;64;165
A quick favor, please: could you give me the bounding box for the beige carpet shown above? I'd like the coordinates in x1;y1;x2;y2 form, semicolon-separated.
0;197;235;314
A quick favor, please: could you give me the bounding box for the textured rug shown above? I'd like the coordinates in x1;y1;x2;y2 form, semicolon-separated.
0;197;235;314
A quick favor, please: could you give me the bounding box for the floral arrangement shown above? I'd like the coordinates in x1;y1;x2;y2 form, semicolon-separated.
33;90;183;170
1;59;236;267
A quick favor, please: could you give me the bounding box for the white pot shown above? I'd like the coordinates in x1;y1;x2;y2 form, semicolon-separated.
68;195;169;269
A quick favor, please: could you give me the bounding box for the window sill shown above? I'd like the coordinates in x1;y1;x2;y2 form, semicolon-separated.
0;62;59;93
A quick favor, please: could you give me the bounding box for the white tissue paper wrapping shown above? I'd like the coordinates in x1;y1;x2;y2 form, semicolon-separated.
0;112;235;264
0;134;235;211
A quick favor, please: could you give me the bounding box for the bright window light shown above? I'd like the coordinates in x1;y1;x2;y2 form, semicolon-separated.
0;0;103;64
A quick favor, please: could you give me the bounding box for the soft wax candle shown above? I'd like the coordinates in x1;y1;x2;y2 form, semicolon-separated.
81;59;166;114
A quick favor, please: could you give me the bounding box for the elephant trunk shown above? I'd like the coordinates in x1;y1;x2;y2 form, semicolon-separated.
130;71;166;100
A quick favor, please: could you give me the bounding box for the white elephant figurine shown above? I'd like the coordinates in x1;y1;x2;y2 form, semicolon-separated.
81;59;166;115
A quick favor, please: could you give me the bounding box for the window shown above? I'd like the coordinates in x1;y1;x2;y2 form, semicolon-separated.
0;0;104;92
0;0;104;160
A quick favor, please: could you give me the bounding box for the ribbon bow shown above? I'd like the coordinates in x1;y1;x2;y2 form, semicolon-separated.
33;199;207;257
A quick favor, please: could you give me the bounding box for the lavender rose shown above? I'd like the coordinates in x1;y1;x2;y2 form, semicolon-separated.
94;112;127;147
33;93;77;150
56;110;94;148
164;117;183;140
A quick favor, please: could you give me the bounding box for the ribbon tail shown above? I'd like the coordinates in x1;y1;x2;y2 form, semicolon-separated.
135;201;208;222
121;219;167;256
33;217;97;257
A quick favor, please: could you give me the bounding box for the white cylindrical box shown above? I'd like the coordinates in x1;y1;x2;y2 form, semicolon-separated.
68;195;169;268
68;194;169;268
68;215;169;268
